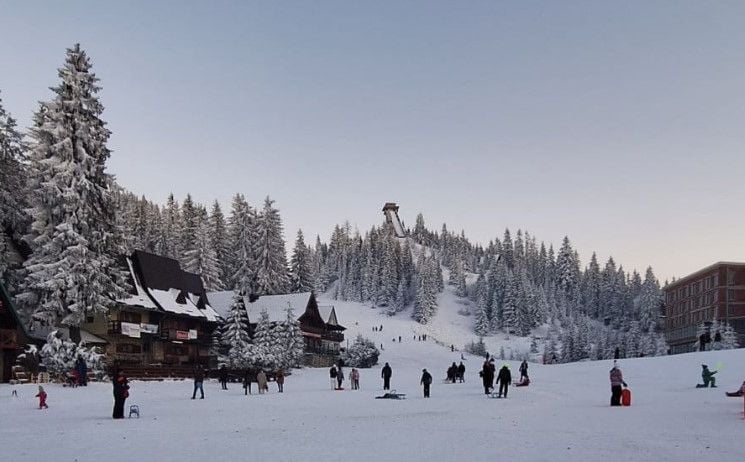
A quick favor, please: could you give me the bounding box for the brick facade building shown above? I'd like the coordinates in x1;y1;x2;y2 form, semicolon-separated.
664;262;745;353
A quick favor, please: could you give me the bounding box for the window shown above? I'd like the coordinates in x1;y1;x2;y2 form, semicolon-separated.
729;290;736;301
728;271;735;286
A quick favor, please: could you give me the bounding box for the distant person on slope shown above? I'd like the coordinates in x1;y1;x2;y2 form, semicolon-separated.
696;364;717;388
421;369;433;398
382;362;392;390
276;370;285;393
350;368;360;390
610;362;627;406
497;364;512;398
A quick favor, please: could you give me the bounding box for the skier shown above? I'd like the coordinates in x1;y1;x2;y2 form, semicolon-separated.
329;364;338;389
219;365;229;390
35;385;48;409
112;369;129;419
420;369;433;398
336;365;345;390
192;365;205;399
457;362;466;383
519;360;529;381
496;364;511;398
696;364;717;388
257;370;268;394
609;362;627;406
451;344;454;352
481;360;494;395
382;362;392;390
276;370;285;393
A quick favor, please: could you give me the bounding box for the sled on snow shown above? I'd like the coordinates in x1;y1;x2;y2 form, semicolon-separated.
375;390;406;400
621;388;631;406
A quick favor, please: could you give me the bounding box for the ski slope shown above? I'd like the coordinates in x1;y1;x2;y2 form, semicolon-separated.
2;298;744;462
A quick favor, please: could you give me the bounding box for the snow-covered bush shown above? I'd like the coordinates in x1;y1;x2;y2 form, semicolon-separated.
40;330;107;379
341;335;380;368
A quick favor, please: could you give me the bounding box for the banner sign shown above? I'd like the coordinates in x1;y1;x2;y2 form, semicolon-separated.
176;330;190;340
140;323;159;334
188;329;198;340
120;322;141;338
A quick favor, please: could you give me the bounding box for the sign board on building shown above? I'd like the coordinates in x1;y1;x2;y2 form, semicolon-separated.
188;329;198;340
120;322;141;338
176;330;190;340
140;323;158;334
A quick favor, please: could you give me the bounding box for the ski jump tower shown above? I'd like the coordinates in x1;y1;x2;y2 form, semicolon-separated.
383;202;407;238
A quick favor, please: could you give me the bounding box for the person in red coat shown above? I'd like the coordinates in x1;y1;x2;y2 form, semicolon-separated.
35;385;48;409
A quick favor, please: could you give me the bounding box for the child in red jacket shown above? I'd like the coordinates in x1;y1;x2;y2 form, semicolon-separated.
35;385;48;409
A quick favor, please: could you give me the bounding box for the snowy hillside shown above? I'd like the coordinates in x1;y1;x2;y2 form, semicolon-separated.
2;329;744;462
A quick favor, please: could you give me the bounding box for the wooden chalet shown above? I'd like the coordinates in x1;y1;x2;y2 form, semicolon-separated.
0;280;36;382
208;291;346;367
83;250;220;372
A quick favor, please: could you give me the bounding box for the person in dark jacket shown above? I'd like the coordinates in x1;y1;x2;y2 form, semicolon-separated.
192;365;205;399
382;363;392;390
76;356;88;386
219;365;229;390
329;365;338;389
497;364;512;398
697;364;717;388
420;369;433;398
336;365;345;390
243;369;256;395
276;370;285;393
519;360;529;381
481;360;494;395
112;370;129;419
609;362;627;406
447;363;457;383
457;362;465;383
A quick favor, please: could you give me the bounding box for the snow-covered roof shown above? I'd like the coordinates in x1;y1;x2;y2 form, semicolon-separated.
248;292;312;323
150;289;207;319
318;305;338;326
206;291;312;324
117;257;158;310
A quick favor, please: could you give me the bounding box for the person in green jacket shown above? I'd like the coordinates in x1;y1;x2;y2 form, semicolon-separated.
696;364;717;388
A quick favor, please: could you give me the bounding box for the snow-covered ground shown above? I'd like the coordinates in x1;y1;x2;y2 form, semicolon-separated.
3;298;744;462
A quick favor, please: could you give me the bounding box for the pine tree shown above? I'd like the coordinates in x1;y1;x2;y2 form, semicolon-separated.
289;229;314;293
229;194;256;294
162;194;182;260
474;289;490;336
184;220;223;291
255;197;289;295
276;307;304;369
501;271;519;333
222;292;252;369
0;91;27;249
208;201;231;288
252;308;279;369
21;44;128;328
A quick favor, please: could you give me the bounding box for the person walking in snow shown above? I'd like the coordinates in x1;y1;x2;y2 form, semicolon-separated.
329;365;338;389
609;362;627;406
457;362;466;383
35;385;48;409
244;369;255;395
257;370;268;394
382;362;392;390
421;369;433;398
219;365;229;390
336;365;345;390
399;336;402;343
112;369;129;419
275;370;285;393
192;365;205;399
697;364;717;388
496;364;512;398
519;360;529;381
481;360;494;395
449;362;458;383
76;356;88;386
351;368;360;390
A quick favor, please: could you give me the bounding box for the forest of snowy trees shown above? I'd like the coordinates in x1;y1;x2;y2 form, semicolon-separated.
0;44;738;366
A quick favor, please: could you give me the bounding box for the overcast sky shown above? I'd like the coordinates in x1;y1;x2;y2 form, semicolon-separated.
2;1;744;282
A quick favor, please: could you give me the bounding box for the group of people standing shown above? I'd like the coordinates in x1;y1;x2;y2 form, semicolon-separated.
446;362;466;383
329;364;360;390
480;358;525;398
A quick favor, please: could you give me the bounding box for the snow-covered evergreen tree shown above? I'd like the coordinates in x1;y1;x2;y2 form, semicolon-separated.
255;197;289;295
184;220;223;291
274;306;305;369
21;44;128;328
222;292;252;369
251;308;279;369
208;201;231;288
228;194;257;294
289;229;314;293
0;91;27;259
341;335;380;368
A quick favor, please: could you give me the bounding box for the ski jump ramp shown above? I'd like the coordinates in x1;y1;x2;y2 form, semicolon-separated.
383;202;406;238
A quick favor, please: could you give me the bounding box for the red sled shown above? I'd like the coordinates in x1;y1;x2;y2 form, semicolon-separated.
621;388;631;406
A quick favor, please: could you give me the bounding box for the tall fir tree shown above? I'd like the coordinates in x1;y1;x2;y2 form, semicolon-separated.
208;201;231;288
183;220;223;291
222;292;252;368
289;229;314;293
255;197;289;295
21;44;128;327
